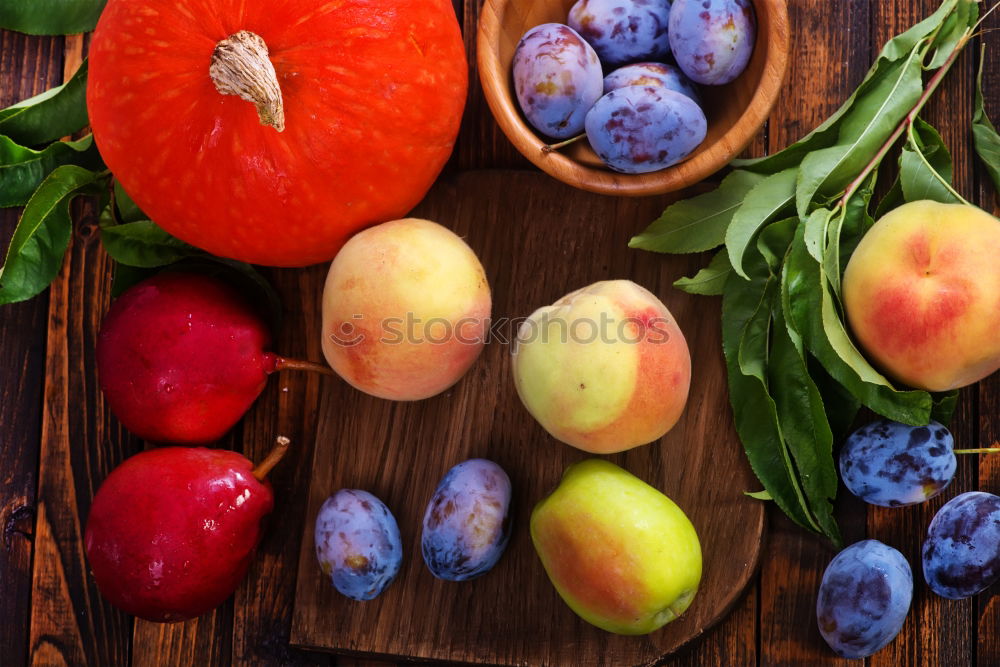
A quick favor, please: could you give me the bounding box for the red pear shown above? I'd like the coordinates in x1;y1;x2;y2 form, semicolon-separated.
84;437;290;622
96;271;329;444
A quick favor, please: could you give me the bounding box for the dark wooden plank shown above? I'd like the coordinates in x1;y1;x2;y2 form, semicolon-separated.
758;2;871;665
866;393;977;667
289;169;765;665
133;609;234;667
0;28;63;667
867;2;979;666
230;265;333;667
25;34;134;667
975;15;1000;667
978;370;1000;667
457;0;534;170
659;585;757;667
27;185;134;665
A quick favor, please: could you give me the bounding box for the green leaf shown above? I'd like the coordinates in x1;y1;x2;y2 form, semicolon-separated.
783;224;932;425
100;218;197;268
725;168;797;278
113;180;147;224
900;117;963;204
878;0;960;60
874;174;905;220
0;1;106;36
769;304;841;545
803;207;833;263
0;165;106;305
809;357;861;443
973;46;1000;196
674;250;731;295
824;170;877;295
723;267;818;533
630;170;766;253
795;49;926;218
0;134;103;207
733;0;958;175
931;390;960;425
756;217;798;273
927;0;977;69
0;60;89;145
744;490;772;500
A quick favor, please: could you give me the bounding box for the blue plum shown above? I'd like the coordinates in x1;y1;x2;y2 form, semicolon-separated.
584;85;706;173
603;62;700;102
314;489;402;601
568;0;672;67
512;23;604;139
923;491;1000;599
816;540;912;659
421;459;512;581
669;0;756;85
839;419;956;507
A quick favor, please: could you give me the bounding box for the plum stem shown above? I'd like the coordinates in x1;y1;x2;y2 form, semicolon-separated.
272;356;335;376
954;444;1000;455
253;436;291;480
210;31;285;132
542;134;586;153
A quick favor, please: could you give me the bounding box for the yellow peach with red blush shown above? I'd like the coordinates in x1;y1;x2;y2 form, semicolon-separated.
843;201;1000;392
321;218;491;400
511;280;691;453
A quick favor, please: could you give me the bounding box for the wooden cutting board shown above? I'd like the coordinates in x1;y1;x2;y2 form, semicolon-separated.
290;170;765;665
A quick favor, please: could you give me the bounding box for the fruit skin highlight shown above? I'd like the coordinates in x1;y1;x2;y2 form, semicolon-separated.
816;540;912;659
530;459;702;635
512;280;690;453
97;272;304;444
85;445;281;622
843;200;1000;392
321;218;491;401
315;489;403;601
922;491;1000;600
87;0;467;267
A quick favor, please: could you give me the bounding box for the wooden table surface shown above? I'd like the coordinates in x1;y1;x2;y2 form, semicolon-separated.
2;1;999;665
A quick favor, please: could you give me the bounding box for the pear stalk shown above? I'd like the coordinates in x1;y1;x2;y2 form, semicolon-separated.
253;436;291;481
273;356;334;376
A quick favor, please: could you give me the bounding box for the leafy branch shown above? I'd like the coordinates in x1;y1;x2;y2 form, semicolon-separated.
631;0;995;545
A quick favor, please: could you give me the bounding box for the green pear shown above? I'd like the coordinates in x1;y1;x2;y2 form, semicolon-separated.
530;459;702;634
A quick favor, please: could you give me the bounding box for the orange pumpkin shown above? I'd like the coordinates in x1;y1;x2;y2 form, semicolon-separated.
88;0;467;267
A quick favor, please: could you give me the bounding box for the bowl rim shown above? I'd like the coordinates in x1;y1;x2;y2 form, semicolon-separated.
476;0;791;196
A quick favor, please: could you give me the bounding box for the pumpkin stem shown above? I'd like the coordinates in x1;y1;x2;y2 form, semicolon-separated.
210;31;285;132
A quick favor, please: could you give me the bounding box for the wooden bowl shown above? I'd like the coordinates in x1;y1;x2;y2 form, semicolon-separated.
477;0;790;196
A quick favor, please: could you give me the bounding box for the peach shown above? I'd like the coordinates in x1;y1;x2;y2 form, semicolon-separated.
511;280;691;453
531;459;702;635
321;218;491;400
842;201;1000;392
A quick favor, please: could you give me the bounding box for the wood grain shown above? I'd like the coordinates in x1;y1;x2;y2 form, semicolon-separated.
25;34;136;667
231;265;332;667
290;170;765;665
28;194;134;666
476;0;790;195
867;3;977;667
0;29;62;667
975;15;1000;666
458;0;531;171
